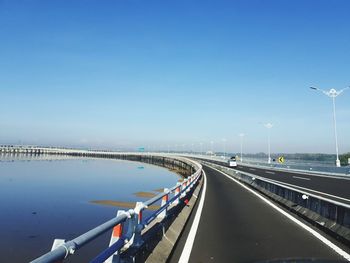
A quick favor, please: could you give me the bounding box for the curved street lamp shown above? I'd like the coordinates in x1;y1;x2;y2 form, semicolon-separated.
310;86;349;167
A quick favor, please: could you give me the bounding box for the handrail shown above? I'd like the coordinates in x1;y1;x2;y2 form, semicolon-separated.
30;158;202;263
31;212;131;263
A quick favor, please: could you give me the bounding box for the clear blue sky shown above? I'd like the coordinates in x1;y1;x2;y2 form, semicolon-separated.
0;0;349;153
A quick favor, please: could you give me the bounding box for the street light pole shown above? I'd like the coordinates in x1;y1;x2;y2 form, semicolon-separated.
200;142;203;155
239;133;244;162
310;86;349;167
210;141;214;156
263;123;273;164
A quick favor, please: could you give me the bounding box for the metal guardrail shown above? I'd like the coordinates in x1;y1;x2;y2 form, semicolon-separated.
30;160;202;263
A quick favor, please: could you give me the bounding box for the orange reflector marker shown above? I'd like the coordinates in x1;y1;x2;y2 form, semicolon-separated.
138;210;143;222
162;194;169;202
112;224;122;238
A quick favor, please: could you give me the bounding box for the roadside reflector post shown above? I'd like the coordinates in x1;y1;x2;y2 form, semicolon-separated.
157;188;169;219
132;202;144;247
173;182;181;205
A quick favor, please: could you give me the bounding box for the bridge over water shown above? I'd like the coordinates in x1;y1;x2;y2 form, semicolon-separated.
1;146;350;262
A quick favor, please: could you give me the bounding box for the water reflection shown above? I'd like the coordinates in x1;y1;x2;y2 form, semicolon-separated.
0;155;180;262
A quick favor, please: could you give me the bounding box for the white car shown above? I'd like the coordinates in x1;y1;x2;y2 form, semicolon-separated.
228;157;237;167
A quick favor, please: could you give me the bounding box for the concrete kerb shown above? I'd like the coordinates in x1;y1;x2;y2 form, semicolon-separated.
146;176;203;263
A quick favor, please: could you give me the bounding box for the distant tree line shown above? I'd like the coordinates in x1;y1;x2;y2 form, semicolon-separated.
340;153;350;166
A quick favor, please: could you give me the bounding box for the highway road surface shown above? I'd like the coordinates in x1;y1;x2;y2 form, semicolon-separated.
233;164;350;205
169;165;350;262
197;157;350;205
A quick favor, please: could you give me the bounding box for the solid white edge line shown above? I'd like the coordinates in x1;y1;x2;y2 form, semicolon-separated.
178;170;207;263
293;176;311;181
211;166;350;261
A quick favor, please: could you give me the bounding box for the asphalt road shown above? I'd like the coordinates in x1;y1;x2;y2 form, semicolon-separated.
169;165;348;263
196;157;350;205
233;164;350;204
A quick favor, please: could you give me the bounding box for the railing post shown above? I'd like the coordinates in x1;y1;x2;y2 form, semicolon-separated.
173;183;181;205
157;188;169;219
50;239;66;263
180;179;187;198
188;176;194;190
132;202;144;247
186;177;191;193
106;210;127;263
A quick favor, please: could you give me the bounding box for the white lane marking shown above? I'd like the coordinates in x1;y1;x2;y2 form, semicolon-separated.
212;166;350;261
230;165;350;207
265;177;350;204
178;171;207;263
241;164;350;180
249;168;256;171
293;176;311;181
265;171;275;174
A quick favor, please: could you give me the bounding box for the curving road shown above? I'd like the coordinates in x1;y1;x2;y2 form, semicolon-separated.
169;164;349;262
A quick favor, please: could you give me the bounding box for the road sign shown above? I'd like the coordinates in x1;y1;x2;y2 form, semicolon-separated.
278;156;285;163
138;147;145;152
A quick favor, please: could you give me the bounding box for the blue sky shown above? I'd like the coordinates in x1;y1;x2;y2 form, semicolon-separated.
0;0;349;153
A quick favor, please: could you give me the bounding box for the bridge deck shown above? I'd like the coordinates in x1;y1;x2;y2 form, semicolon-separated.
169;165;348;262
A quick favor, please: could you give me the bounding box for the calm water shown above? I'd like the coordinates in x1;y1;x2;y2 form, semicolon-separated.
0;155;180;262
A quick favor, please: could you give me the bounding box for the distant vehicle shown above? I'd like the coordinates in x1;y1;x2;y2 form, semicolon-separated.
228;156;237;167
